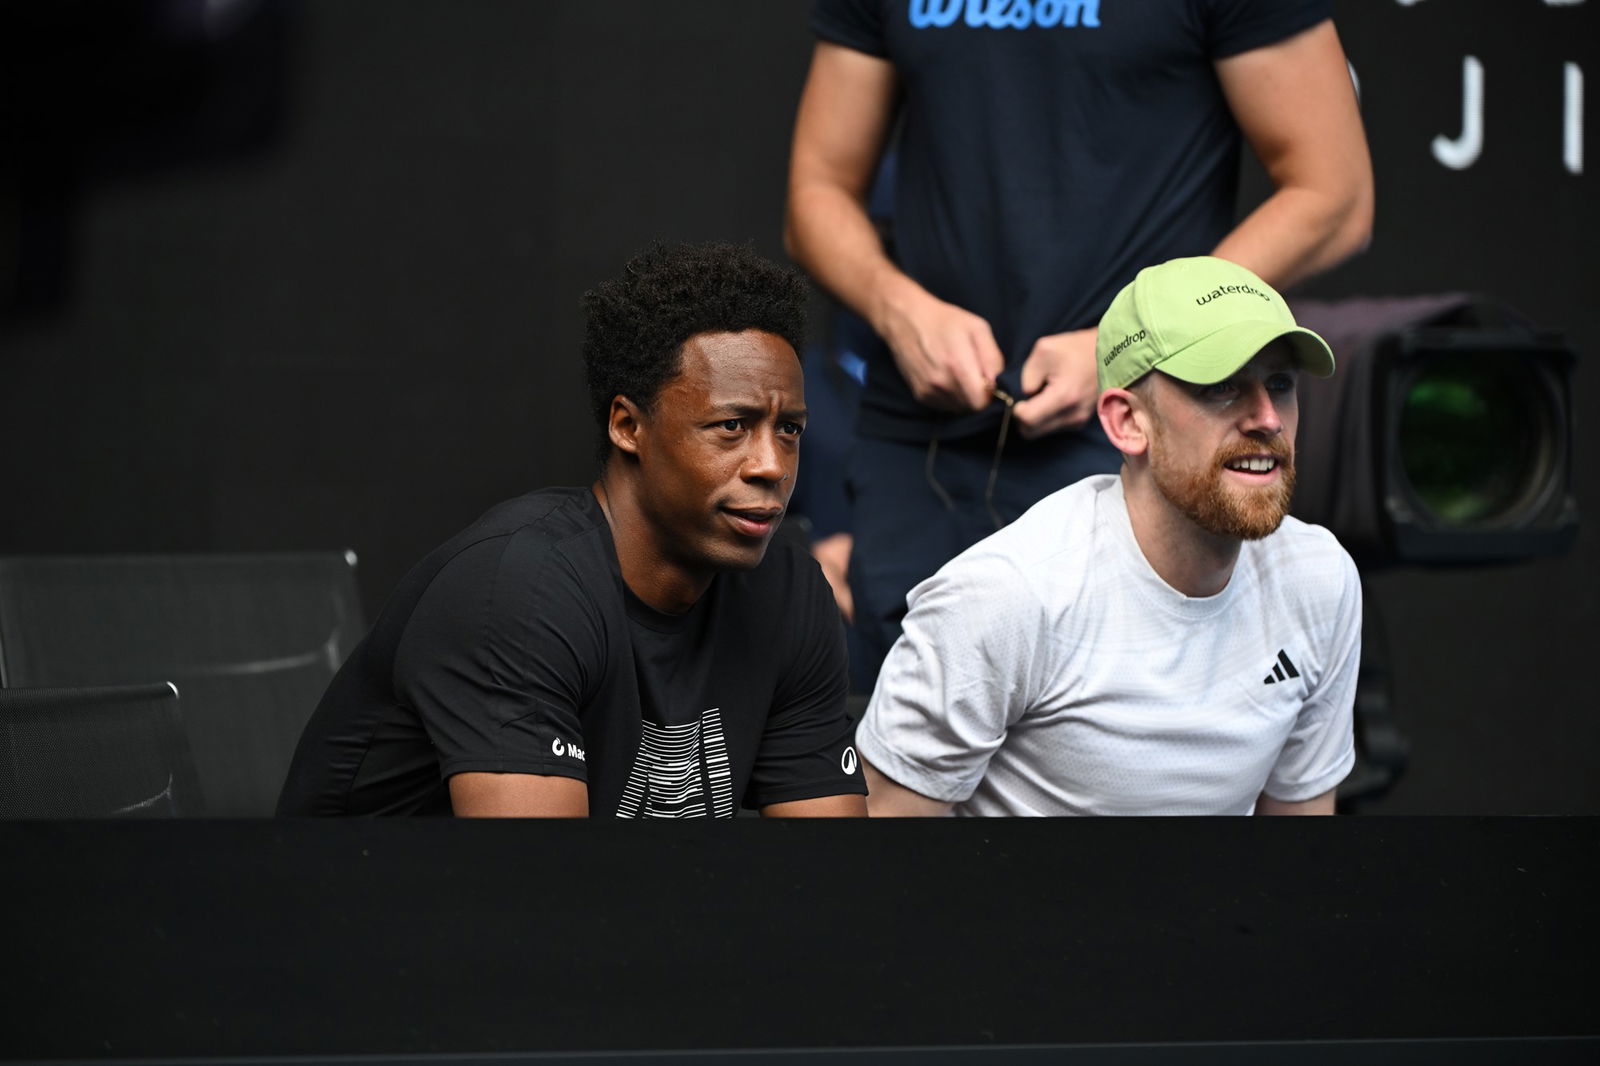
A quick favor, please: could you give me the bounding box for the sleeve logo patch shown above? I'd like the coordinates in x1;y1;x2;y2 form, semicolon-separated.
551;737;586;762
841;746;859;775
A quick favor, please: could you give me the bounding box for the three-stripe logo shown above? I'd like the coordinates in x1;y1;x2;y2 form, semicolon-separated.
1263;649;1300;685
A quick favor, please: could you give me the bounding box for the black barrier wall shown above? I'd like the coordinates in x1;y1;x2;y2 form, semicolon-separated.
0;1;1595;813
6;817;1598;1058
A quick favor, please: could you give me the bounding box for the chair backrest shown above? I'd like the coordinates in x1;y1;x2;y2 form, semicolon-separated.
0;682;201;817
0;553;365;816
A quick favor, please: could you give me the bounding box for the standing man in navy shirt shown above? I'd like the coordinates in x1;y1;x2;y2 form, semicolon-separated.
785;0;1374;684
280;243;867;818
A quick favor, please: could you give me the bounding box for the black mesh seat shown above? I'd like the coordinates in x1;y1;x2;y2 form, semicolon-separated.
0;682;201;817
0;553;365;816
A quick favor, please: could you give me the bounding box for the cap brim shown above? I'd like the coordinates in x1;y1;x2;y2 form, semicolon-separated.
1157;321;1335;385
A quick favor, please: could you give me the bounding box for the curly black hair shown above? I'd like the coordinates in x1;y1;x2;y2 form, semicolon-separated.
581;241;809;462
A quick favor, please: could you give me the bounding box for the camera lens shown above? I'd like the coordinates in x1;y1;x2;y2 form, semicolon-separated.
1396;355;1555;526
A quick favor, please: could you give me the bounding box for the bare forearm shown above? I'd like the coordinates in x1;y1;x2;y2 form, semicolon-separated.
1211;181;1373;292
784;180;922;337
449;772;589;817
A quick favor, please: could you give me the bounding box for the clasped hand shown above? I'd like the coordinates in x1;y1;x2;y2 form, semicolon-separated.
880;289;1098;439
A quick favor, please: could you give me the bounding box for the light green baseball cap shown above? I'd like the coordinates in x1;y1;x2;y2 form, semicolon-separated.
1095;256;1335;392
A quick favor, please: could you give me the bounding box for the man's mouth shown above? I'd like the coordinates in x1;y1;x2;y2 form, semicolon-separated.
723;506;784;537
1223;456;1280;474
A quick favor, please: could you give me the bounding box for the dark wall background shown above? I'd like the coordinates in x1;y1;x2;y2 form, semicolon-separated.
1;0;1594;813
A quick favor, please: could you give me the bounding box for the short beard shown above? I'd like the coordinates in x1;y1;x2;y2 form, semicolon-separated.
1150;432;1296;541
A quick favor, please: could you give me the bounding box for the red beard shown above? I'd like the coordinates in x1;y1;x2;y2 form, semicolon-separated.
1150;432;1296;540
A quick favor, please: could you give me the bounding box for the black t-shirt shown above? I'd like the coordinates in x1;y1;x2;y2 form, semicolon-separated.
277;488;864;816
812;0;1331;440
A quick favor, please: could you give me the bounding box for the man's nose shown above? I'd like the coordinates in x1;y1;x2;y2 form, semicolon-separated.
742;429;786;482
1239;383;1283;438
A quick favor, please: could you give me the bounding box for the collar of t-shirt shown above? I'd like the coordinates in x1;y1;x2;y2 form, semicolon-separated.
621;581;710;634
1100;476;1249;623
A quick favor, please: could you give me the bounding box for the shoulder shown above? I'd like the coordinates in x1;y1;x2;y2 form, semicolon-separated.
444;487;608;571
389;490;619;695
1262;514;1355;568
905;477;1114;643
410;488;616;632
1201;0;1333;59
1250;515;1359;611
465;487;607;553
812;0;890;57
1000;475;1113;560
947;475;1111;589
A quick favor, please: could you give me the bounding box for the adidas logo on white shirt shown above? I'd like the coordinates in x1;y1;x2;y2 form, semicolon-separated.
1262;649;1301;685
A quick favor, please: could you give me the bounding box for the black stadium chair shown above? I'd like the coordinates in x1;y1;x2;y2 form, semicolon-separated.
0;553;365;816
0;682;201;817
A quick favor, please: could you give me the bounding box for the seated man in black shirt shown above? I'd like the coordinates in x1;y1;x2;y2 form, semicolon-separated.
278;242;867;817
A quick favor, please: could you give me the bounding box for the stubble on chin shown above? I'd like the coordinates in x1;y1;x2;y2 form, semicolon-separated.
1150;436;1296;541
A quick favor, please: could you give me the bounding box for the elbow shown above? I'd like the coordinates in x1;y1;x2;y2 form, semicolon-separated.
1291;181;1374;283
1341;180;1376;259
782;173;839;270
781;180;819;267
1326;177;1376;267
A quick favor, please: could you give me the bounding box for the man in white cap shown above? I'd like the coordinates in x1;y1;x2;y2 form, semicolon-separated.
856;256;1359;816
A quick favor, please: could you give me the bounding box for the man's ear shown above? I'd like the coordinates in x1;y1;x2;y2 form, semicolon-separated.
1098;388;1151;458
607;396;646;458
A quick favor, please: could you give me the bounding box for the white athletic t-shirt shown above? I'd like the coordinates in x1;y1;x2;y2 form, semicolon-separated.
856;475;1360;816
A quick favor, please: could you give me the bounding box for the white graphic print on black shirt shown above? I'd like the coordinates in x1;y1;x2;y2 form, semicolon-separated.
616;708;735;819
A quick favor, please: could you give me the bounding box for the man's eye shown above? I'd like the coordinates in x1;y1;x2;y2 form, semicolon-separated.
1202;382;1237;399
1267;374;1297;394
718;419;743;432
779;421;805;436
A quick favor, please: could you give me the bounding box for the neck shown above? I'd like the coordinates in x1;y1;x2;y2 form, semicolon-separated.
592;473;711;614
1119;467;1241;598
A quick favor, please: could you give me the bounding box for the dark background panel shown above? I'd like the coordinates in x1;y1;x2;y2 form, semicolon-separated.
1299;1;1598;815
0;0;1596;813
4;818;1596;1058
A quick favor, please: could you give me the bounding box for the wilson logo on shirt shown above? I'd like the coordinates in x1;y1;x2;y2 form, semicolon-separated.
909;0;1102;30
